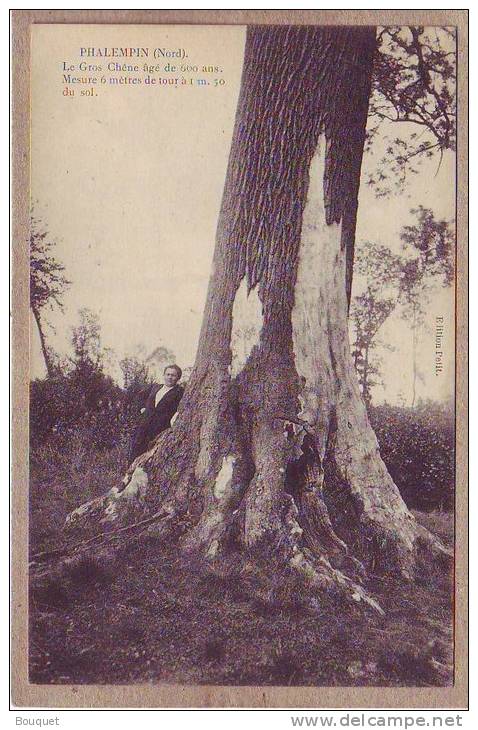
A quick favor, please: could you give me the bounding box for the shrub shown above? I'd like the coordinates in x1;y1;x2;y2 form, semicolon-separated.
369;401;454;511
30;372;129;451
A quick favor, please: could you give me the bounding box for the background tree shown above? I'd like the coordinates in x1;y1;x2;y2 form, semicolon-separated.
120;351;152;393
119;349;154;428
350;241;402;406
58;26;451;613
69;308;116;412
30;212;70;376
30;308;122;449
398;206;454;406
350;208;454;406
145;345;177;381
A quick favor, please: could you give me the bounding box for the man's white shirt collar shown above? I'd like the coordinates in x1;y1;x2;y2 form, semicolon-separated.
155;384;174;407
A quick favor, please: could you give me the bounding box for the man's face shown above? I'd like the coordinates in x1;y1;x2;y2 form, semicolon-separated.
164;368;180;387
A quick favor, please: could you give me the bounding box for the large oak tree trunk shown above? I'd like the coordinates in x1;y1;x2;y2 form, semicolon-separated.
55;26;449;610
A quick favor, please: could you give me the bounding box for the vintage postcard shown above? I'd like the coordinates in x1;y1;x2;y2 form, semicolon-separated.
11;10;468;709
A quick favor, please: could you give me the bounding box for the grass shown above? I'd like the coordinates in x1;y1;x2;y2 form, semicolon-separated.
29;432;128;556
29;435;454;687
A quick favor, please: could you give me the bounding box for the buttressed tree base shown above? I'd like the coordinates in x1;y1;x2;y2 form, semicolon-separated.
32;25;452;616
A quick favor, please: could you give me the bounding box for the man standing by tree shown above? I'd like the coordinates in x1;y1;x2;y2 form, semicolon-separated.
129;364;184;463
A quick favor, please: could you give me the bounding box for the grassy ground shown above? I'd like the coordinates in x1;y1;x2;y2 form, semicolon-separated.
29;437;454;687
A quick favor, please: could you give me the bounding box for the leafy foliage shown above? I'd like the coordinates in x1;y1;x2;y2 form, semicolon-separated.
368;26;456;196
369;401;454;511
119;353;152;392
30;211;71;374
398;206;455;406
29;306;178;455
351;208;454;405
31;308;127;450
399;205;455;316
30;212;70;315
30;374;125;452
351;242;402;405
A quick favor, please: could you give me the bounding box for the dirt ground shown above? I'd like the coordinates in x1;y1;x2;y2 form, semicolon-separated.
29;481;454;687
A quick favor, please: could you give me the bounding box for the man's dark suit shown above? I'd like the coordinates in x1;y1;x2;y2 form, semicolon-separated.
129;383;184;462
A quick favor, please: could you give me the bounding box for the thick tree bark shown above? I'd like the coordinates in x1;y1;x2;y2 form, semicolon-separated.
57;26;450;610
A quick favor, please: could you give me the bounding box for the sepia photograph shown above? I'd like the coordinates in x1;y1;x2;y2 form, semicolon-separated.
11;9;467;708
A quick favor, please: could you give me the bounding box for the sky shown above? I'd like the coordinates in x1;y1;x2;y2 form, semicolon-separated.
30;24;455;405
